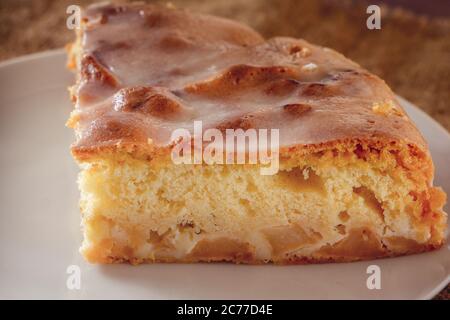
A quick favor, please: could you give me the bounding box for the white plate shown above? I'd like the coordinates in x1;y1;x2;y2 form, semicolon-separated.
0;49;448;300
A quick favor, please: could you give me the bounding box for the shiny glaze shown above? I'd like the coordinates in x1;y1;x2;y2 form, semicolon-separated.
71;3;426;154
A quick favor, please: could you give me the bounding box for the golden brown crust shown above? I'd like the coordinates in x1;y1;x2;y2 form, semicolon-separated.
69;2;428;160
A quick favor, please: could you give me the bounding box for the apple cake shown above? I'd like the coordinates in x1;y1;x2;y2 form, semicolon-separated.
67;2;447;264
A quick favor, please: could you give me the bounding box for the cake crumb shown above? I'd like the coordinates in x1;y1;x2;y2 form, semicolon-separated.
302;62;318;71
372;101;404;117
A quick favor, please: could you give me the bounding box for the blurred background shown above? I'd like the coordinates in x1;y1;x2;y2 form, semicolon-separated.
0;0;448;299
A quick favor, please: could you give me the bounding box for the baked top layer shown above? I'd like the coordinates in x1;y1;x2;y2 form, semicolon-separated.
68;2;427;158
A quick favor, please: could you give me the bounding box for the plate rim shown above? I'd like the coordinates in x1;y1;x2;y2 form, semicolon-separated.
0;48;66;69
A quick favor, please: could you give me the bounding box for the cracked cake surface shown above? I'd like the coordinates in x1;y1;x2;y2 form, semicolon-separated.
67;2;447;264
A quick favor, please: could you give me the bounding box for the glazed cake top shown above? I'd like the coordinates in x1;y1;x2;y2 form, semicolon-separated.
70;2;427;157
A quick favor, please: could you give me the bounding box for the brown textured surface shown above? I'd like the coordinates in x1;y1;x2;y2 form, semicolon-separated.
0;0;448;299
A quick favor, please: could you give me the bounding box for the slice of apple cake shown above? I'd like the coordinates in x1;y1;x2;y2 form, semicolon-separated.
67;3;447;264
